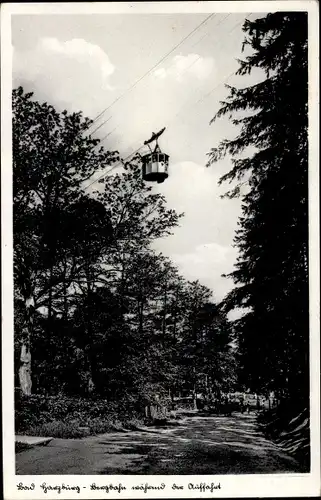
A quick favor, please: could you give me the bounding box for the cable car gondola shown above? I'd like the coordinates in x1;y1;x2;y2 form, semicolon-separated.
142;127;169;184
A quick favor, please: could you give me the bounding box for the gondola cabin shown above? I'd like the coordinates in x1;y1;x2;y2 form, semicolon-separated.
142;127;169;184
142;148;169;184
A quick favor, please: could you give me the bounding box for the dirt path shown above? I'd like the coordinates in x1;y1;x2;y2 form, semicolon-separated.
16;413;300;475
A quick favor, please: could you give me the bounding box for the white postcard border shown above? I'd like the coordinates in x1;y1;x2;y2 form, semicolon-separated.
1;2;320;498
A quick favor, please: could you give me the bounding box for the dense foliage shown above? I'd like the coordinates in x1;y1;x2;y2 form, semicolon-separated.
15;392;142;437
207;12;309;404
13;87;236;410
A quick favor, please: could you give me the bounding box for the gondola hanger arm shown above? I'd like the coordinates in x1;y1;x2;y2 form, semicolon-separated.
144;127;166;146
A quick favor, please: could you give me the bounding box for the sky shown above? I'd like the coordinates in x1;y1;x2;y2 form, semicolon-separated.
12;10;264;309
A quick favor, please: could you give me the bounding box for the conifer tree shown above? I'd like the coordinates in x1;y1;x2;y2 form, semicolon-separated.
207;12;308;404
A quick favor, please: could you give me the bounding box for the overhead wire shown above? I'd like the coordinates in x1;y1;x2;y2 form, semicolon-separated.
91;14;233;142
82;14;230;189
86;13;216;132
84;72;237;192
83;146;144;192
99;127;117;144
91;12;233;148
83;13;252;191
166;13;252;126
90;116;112;136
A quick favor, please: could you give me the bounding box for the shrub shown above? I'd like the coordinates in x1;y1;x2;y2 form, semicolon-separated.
15;393;144;437
258;401;310;471
86;418;117;434
15;394;125;432
25;421;87;439
123;418;141;430
23;416;144;438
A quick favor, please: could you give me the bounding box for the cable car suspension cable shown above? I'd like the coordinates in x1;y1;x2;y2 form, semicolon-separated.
90;13;245;145
84;65;241;191
89;116;113;136
87;15;223;140
164;14;253;126
83;14;253;190
84;145;144;191
86;13;215;132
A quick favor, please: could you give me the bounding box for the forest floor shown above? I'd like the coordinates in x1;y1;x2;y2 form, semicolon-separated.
16;411;302;475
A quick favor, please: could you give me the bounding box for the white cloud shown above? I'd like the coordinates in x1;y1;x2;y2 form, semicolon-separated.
11;15;253;308
13;38;115;116
154;67;167;79
153;161;242;302
41;38;115;83
154;53;214;82
171;243;238;302
154;161;241;247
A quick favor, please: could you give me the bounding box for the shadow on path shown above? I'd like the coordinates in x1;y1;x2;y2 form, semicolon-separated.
16;413;302;475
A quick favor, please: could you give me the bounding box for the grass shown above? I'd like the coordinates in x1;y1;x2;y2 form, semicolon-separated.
24;420;87;439
21;416;145;439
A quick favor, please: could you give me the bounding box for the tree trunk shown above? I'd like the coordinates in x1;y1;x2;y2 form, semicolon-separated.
192;366;197;410
205;373;209;401
120;246;127;315
62;260;68;321
193;384;197;410
172;286;180;341
138;297;144;336
48;266;53;320
19;344;32;396
86;367;95;395
208;376;213;399
85;264;95;394
19;295;35;395
162;279;167;347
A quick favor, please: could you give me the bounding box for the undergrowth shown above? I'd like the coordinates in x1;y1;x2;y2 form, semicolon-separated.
258;401;310;471
15;392;143;438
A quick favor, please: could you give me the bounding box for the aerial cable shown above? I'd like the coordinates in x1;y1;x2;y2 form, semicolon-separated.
190;12;231;47
84;145;144;191
89;116;112;136
97;127;117;145
85;64;236;191
165;14;253;126
89;14;234;135
85;70;240;191
84;14;253;189
188;15;254;111
195;70;236;106
85;67;233;190
90;13;234;146
168;67;236;125
86;13;215;131
88;14;222;137
89;46;204;146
